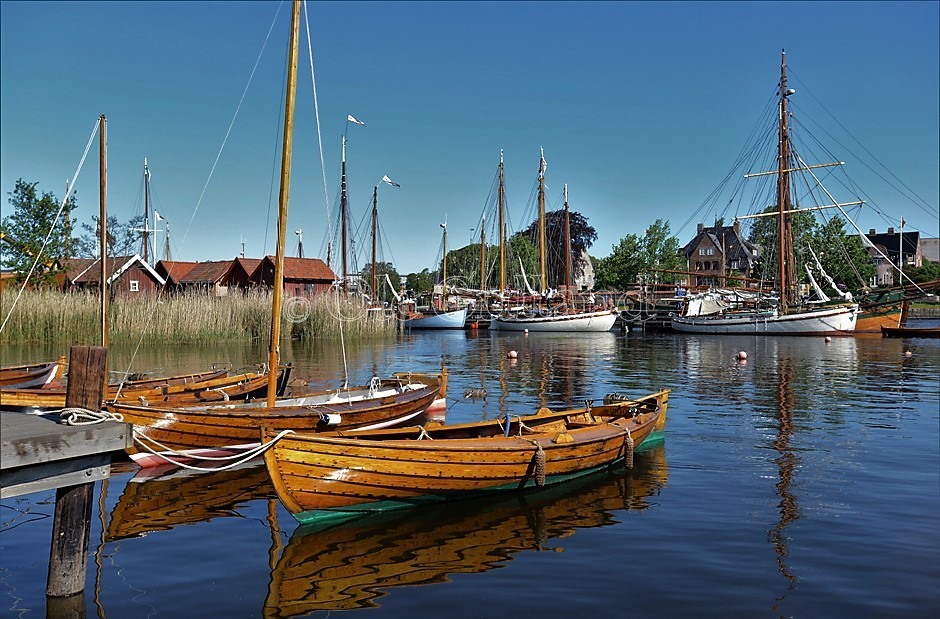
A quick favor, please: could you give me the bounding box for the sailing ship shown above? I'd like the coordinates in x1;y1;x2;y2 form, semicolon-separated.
672;51;859;335
399;222;468;329
490;150;617;332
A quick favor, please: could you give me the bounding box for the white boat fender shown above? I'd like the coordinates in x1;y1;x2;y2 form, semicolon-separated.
318;412;342;426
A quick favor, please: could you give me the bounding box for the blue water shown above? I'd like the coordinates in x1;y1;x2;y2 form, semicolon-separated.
2;325;938;618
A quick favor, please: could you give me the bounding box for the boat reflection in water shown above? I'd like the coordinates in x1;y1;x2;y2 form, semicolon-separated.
262;445;668;617
105;462;275;542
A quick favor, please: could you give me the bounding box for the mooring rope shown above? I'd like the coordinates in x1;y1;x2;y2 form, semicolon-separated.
58;408;124;425
526;439;546;487
622;426;635;469
131;429;296;472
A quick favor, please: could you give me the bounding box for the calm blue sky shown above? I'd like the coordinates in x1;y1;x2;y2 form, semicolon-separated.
2;1;938;275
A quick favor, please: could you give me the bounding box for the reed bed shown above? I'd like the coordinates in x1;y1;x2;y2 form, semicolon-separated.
0;289;396;344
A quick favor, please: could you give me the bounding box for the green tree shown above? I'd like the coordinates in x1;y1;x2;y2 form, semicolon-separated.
405;269;434;295
0;179;75;285
595;234;642;290
518;209;597;288
747;206;816;284
810;219;875;292
74;214;144;259
640;219;684;284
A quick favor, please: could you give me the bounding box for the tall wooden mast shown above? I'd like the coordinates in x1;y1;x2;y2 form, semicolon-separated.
479;216;486;291
537;148;547;294
266;0;301;406
564;184;571;306
777;49;796;310
340;137;349;292
498;151;506;293
99;114;108;348
142;159;151;263
371;185;378;304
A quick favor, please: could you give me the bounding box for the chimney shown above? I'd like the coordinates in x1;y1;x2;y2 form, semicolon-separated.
697;223;704;234
887;227;894;234
869;229;876;235
733;221;741;235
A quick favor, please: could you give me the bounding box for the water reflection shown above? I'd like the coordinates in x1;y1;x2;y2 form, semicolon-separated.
262;445;668;617
104;463;275;542
769;356;798;614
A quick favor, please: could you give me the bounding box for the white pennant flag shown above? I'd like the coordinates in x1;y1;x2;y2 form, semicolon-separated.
347;114;365;126
382;175;400;188
155;211;165;222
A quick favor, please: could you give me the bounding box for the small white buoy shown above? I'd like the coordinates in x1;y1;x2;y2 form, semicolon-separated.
905;350;913;358
825;336;832;343
737;351;748;361
524;329;529;334
507;350;518;359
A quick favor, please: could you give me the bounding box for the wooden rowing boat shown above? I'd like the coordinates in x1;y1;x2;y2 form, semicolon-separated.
881;325;940;338
264;444;668;614
263;389;668;525
111;372;445;468
0;356;66;389
0;367;289;412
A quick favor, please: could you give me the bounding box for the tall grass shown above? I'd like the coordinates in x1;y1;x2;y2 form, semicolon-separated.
0;289;397;344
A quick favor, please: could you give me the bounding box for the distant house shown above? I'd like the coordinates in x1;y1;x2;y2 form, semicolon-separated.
682;222;760;288
224;257;262;292
251;256;336;296
922;237;939;263
865;228;922;287
155;260;198;289
64;255;165;297
175;260;235;296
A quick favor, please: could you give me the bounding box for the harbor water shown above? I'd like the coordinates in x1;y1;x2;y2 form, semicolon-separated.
2;325;938;617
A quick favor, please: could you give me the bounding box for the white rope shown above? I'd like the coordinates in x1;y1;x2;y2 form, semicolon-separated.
59;407;124;425
368;376;381;398
0;119;100;335
131;429;295;472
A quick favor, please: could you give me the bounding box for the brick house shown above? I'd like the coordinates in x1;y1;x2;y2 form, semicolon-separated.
683;222;761;288
251;256;336;296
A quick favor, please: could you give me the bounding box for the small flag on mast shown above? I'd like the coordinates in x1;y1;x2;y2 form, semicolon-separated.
901;217;905;228
155;211;165;222
382;175;400;188
347;114;365;126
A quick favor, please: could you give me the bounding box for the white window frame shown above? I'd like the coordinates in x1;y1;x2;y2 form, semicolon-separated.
130;280;140;292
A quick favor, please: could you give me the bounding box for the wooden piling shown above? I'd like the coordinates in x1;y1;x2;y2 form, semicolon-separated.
46;346;107;599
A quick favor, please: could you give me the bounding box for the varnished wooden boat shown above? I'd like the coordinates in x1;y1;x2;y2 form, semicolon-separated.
881;325;940;338
0;355;66;389
111;372;445;468
263;389;668;525
263;444;668;615
105;462;275;541
0;367;289;412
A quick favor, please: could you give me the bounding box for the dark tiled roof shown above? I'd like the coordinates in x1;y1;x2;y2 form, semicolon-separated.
156;260;198;284
178;260;234;284
253;256;336;282
71;256;136;284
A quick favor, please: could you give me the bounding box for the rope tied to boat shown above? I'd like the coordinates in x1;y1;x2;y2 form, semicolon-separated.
415;426;433;440
526;439;546;487
368;376;381;398
131;428;296;472
212;388;230;402
59;408;124;425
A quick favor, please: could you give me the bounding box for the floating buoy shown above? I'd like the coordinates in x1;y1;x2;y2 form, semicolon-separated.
905;350;913;357
825;336;832;343
507;350;518;359
737;351;748;361
524;329;529;334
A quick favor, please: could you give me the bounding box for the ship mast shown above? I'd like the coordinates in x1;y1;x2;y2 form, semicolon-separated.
266;0;301;406
479;215;486;292
564;184;572;306
371;186;378;304
498;151;506;294
537;148;547;294
340;136;349;293
777;49;796;310
142;159;151;263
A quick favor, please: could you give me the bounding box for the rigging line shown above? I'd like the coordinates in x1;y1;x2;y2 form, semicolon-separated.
117;3;284;389
180;1;283;254
303;0;333;244
0;118;99;335
264;40;289;257
788;69;935;213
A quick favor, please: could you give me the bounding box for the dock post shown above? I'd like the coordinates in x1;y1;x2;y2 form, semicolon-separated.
46;346;107;600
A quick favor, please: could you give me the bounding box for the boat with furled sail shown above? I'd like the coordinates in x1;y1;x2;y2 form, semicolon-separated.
490;151;617;332
263;389;667;526
400;222;469;329
263;443;668;615
672;51;858;335
107;2;443;469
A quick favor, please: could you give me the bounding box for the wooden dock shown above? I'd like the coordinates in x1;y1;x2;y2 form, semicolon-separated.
0;411;131;499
